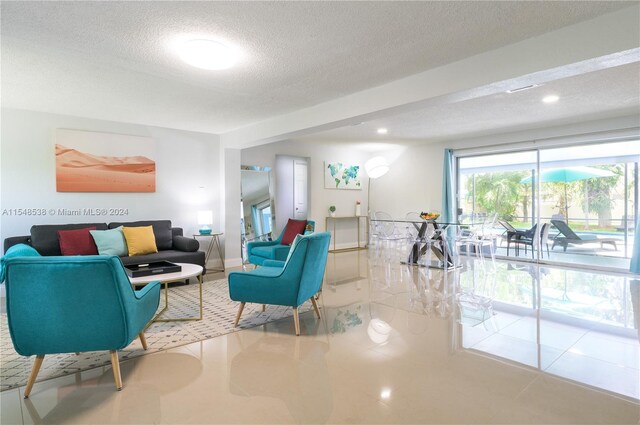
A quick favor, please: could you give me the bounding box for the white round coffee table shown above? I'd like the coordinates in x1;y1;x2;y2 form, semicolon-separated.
129;263;204;322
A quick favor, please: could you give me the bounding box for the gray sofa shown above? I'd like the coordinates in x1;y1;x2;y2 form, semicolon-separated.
3;220;206;273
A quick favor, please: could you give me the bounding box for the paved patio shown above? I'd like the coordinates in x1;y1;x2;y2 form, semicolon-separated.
493;236;634;272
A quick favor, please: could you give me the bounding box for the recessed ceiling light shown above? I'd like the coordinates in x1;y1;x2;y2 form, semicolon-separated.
377;128;388;135
542;95;559;104
179;39;238;70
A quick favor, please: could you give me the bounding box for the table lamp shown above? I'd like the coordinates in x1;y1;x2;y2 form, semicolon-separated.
197;210;213;235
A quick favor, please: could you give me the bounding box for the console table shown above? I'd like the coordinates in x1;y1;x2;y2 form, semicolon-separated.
326;216;369;253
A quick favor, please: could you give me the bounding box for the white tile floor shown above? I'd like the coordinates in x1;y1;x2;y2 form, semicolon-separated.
1;248;639;424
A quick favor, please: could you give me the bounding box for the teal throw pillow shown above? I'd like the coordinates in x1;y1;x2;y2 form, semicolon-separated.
1;243;41;283
284;233;305;265
90;226;128;256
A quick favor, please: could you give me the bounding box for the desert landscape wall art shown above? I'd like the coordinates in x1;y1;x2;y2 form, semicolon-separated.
55;129;156;192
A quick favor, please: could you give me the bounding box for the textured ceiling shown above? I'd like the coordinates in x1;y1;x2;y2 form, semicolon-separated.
293;62;640;144
1;1;635;135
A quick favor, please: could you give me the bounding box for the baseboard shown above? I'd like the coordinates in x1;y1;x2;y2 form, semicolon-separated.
224;257;243;268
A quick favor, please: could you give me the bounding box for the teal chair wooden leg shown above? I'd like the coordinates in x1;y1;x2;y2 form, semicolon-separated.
139;333;148;350
234;302;246;326
310;298;321;319
292;308;300;336
24;355;45;399
110;351;122;391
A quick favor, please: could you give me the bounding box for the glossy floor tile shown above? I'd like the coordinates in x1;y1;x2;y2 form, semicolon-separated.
1;249;639;424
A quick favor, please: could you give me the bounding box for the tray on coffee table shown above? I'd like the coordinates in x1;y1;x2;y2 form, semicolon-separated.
125;261;182;278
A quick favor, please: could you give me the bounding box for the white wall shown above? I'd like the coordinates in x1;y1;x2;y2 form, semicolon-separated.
1;109;222;261
274;155;295;233
242;141;371;248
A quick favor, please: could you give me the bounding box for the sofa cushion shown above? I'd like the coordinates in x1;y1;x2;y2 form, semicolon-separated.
173;236;199;252
123;226;158;256
284;234;304;264
109;220;172;250
281;219;307;245
31;223;108;256
118;249;205;269
58;227;98;255
90;226;128;256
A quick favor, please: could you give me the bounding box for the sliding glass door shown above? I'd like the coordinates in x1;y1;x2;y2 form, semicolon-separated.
456;139;639;271
458;150;539;259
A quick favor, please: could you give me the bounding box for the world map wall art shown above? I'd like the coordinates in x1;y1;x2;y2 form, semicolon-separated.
55;129;156;192
324;161;362;190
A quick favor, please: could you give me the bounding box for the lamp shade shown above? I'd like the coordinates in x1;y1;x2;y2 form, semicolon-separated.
197;210;213;225
365;156;390;179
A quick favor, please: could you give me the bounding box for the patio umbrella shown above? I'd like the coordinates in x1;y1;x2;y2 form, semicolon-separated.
520;166;615;221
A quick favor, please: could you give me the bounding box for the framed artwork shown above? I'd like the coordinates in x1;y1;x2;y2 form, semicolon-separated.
55;129;156;192
324;161;362;190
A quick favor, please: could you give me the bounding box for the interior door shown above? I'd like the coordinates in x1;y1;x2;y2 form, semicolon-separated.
293;160;308;219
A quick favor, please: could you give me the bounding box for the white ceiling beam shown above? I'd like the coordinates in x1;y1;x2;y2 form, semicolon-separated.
220;5;640;148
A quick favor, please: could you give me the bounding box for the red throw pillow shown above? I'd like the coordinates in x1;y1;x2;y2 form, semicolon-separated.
58;227;98;255
281;219;307;245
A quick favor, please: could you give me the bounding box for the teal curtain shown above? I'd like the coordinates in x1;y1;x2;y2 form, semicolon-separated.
631;216;640;274
251;206;261;236
441;148;455;223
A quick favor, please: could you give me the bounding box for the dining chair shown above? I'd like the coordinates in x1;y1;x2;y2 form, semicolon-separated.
372;211;407;261
455;215;496;266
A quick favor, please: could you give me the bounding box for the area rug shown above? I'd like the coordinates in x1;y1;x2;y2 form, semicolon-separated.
0;278;310;391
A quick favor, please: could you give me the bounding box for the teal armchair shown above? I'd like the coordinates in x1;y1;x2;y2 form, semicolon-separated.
229;232;331;335
247;220;315;266
3;254;160;397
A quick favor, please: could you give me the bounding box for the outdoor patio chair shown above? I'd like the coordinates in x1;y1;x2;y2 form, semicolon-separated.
510;223;550;259
499;221;536;256
550;220;619;252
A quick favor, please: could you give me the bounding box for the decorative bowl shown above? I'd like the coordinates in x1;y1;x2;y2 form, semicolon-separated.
420;212;440;221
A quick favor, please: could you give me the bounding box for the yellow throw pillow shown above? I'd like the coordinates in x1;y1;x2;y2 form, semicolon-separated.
122;226;158;256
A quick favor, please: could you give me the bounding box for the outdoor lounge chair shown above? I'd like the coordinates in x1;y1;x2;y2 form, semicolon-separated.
550;220;620;252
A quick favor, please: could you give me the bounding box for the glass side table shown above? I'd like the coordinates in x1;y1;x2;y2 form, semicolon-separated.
192;232;225;272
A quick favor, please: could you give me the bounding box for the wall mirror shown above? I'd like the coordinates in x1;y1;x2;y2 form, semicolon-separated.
240;166;274;261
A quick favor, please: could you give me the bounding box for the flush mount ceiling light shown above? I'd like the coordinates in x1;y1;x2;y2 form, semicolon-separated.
179;39;238;70
377;128;388;135
542;95;560;104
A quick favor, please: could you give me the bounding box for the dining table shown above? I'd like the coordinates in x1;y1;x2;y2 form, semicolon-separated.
371;218;461;269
